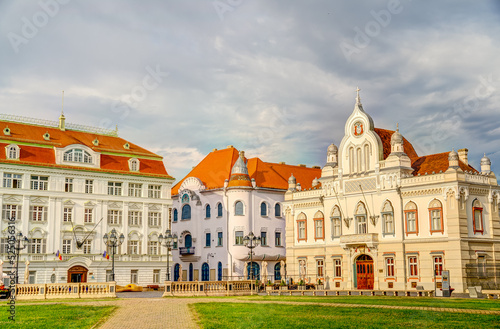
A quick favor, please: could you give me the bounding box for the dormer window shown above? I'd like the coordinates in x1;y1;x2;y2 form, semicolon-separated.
3;127;11;136
63;149;92;164
129;158;140;172
43;132;50;141
5;144;20;160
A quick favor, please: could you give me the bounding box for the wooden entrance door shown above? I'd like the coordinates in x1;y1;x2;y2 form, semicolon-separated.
356;255;374;290
68;266;88;283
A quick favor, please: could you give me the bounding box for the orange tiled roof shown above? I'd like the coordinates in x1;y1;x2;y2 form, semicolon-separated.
411;152;478;175
172;147;321;195
374;128;419;160
0;120;172;179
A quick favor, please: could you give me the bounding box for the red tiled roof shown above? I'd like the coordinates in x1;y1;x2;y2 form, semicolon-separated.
374;128;419;160
172;147;321;195
0;120;172;179
411;152;478;175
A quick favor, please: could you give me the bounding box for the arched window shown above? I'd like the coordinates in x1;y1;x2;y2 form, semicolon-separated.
382;201;394;235
473;199;484;234
173;209;178;222
235;201;244;216
185;234;192;248
6;144;20;160
404;201;418;235
356;148;362;172
275;203;281;217
314;211;324;240
297;213;307;241
189;263;193;281
349;147;354;173
331;206;342;238
218;262;223;281
174;263;180;281
364;144;370;171
181;194;189;203
246;262;260;280
217;203;223;217
201;263;210;281
355;202;367;234
274;262;281;281
260;202;267;217
205;204;211;219
429;199;443;233
63;149;92;164
182;204;191;220
129;158;139;172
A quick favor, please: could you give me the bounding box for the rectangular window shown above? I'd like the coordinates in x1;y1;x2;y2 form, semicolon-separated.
2;204;21;220
83;240;92;254
297;220;306;241
405;211;418;234
430;209;442;232
205;233;211;247
62;239;72;254
261;232;267;246
153;269;160;284
217;232;223;246
334;259;342;278
65;178;73;192
385;257;395;277
332;218;341;238
383;213;394;234
30;238;46;254
433;256;443;276
148;241;159;255
30;175;48;190
63;207;73;222
235;231;243;245
107;210;122;225
131;270;138;284
108;182;122;196
316;259;324;277
85;179;93;194
148;185;161;199
0;238;8;254
408;256;418;277
3;173;22;188
30;206;47;221
314;219;324;240
128;241;139;255
84;208;93;223
356;215;367;234
148;212;161;227
106;270;113;282
128;211;142;226
275;232;282;247
473;208;484;233
478;256;486;277
128;183;142;197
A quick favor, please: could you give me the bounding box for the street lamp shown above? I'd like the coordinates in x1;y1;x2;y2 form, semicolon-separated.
243;232;261;295
14;232;28;284
159;229;178;281
103;229;125;282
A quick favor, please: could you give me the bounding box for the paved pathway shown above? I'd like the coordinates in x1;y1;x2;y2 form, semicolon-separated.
72;296;500;328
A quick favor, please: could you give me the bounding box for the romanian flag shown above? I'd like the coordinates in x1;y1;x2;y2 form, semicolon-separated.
56;250;62;260
103;251;109;260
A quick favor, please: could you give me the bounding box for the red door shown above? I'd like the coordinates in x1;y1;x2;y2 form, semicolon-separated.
356;255;374;289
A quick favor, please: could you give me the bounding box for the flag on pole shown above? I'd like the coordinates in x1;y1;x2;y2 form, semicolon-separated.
56;250;62;260
103;251;109;259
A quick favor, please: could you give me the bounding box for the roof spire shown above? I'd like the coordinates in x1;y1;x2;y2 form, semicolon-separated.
59;91;66;131
356;86;361;104
396;122;399;132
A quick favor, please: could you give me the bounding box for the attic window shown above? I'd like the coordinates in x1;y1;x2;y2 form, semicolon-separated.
5;144;20;160
123;142;130;150
129;158;140;172
43;132;50;141
63;149;92;164
3;127;11;136
92;138;99;146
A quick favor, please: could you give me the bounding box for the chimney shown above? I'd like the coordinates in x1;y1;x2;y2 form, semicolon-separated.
457;148;468;166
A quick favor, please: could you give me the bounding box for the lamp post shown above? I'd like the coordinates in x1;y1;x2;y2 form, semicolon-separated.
159;229;177;281
243;232;261;295
103;229;125;282
14;232;28;284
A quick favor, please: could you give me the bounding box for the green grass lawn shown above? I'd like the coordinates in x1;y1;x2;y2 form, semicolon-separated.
192;302;500;329
0;304;116;328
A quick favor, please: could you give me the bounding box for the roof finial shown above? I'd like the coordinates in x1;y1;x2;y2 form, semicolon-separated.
396;122;399;132
356;86;361;104
61;90;64;115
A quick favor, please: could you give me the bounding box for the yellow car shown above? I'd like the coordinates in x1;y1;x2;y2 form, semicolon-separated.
116;284;143;292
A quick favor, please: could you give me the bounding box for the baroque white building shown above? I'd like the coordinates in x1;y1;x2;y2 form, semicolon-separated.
0;113;174;286
171;146;320;282
284;90;500;293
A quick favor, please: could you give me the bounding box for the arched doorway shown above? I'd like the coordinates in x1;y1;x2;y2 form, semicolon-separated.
274;263;281;281
356;254;373;289
217;262;222;281
67;265;88;283
201;263;209;281
189;263;193;281
246;262;260;280
174;263;180;281
185;234;192;248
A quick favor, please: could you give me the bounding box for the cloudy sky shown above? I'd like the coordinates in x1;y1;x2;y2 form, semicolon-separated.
1;0;499;181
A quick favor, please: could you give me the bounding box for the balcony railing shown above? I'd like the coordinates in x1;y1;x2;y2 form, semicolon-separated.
339;233;378;248
179;247;195;255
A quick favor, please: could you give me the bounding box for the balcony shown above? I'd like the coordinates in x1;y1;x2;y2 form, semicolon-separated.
179;247;195;255
339;233;378;249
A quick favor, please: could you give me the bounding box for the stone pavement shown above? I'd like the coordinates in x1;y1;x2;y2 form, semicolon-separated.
73;296;500;328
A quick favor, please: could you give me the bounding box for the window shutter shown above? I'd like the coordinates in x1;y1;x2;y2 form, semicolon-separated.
43;207;47;221
42;239;47;254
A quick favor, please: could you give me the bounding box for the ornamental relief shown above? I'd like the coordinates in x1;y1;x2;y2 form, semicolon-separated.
294;201;323;209
469;188;489;196
401;188;442;198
